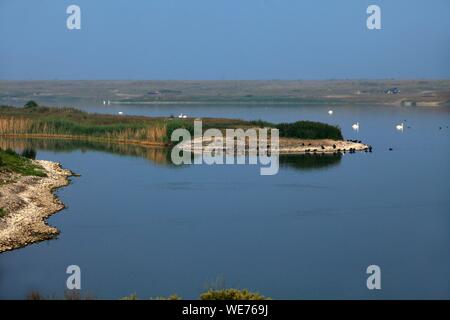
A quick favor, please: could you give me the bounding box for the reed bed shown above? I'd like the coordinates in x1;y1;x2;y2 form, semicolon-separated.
0;113;168;145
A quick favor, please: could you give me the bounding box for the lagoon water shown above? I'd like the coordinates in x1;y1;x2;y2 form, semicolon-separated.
0;103;449;299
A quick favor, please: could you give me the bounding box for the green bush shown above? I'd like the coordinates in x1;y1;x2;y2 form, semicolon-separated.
276;120;343;140
24;100;39;108
200;289;268;300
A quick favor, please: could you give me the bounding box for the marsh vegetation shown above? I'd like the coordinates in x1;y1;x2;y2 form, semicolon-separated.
0;103;345;145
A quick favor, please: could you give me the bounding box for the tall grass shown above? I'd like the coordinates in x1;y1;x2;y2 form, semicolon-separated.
0;106;168;145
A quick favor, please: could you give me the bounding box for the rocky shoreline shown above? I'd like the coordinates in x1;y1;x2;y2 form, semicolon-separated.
0;160;73;253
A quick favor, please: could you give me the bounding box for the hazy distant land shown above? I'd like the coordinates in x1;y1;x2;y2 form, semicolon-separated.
0;80;449;106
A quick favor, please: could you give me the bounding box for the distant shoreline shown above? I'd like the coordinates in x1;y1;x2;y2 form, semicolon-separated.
1;79;449;107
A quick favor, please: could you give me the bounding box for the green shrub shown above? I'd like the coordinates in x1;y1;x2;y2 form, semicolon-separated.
200;289;268;300
24;100;39;108
0;208;6;219
276;120;343;140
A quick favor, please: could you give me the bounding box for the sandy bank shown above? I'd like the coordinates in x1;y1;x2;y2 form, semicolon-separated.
0;160;73;253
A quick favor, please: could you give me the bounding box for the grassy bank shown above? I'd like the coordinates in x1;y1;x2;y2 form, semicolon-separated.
0;103;344;144
0;146;47;220
0;147;46;177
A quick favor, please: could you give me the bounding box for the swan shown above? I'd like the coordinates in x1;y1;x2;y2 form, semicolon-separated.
328;110;333;115
352;122;359;131
396;123;404;131
178;113;183;118
182;115;187;118
118;111;123;115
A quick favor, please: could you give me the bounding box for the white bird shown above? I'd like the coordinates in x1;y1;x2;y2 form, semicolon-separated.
396;122;404;131
102;100;106;105
182;115;187;119
328;110;333;115
352;122;359;131
118;111;123;115
178;113;183;118
107;100;111;105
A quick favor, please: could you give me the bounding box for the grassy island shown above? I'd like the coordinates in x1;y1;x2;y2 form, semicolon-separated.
0;103;343;145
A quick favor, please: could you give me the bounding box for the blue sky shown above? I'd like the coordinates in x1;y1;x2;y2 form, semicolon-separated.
0;0;449;80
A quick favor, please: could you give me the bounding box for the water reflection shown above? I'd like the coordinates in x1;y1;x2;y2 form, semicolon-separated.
280;153;342;170
0;138;172;167
0;138;343;171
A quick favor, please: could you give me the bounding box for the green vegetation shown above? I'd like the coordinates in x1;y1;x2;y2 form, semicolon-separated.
277;121;343;140
120;293;139;300
0;207;6;219
200;289;268;300
26;289;267;300
0;105;344;144
0;105;168;144
119;289;267;300
24;100;39;109
166;119;194;139
0;148;46;177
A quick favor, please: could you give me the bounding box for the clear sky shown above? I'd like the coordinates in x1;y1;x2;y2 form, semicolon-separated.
0;0;449;80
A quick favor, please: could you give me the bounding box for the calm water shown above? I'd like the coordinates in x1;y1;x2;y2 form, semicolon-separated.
0;103;449;299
